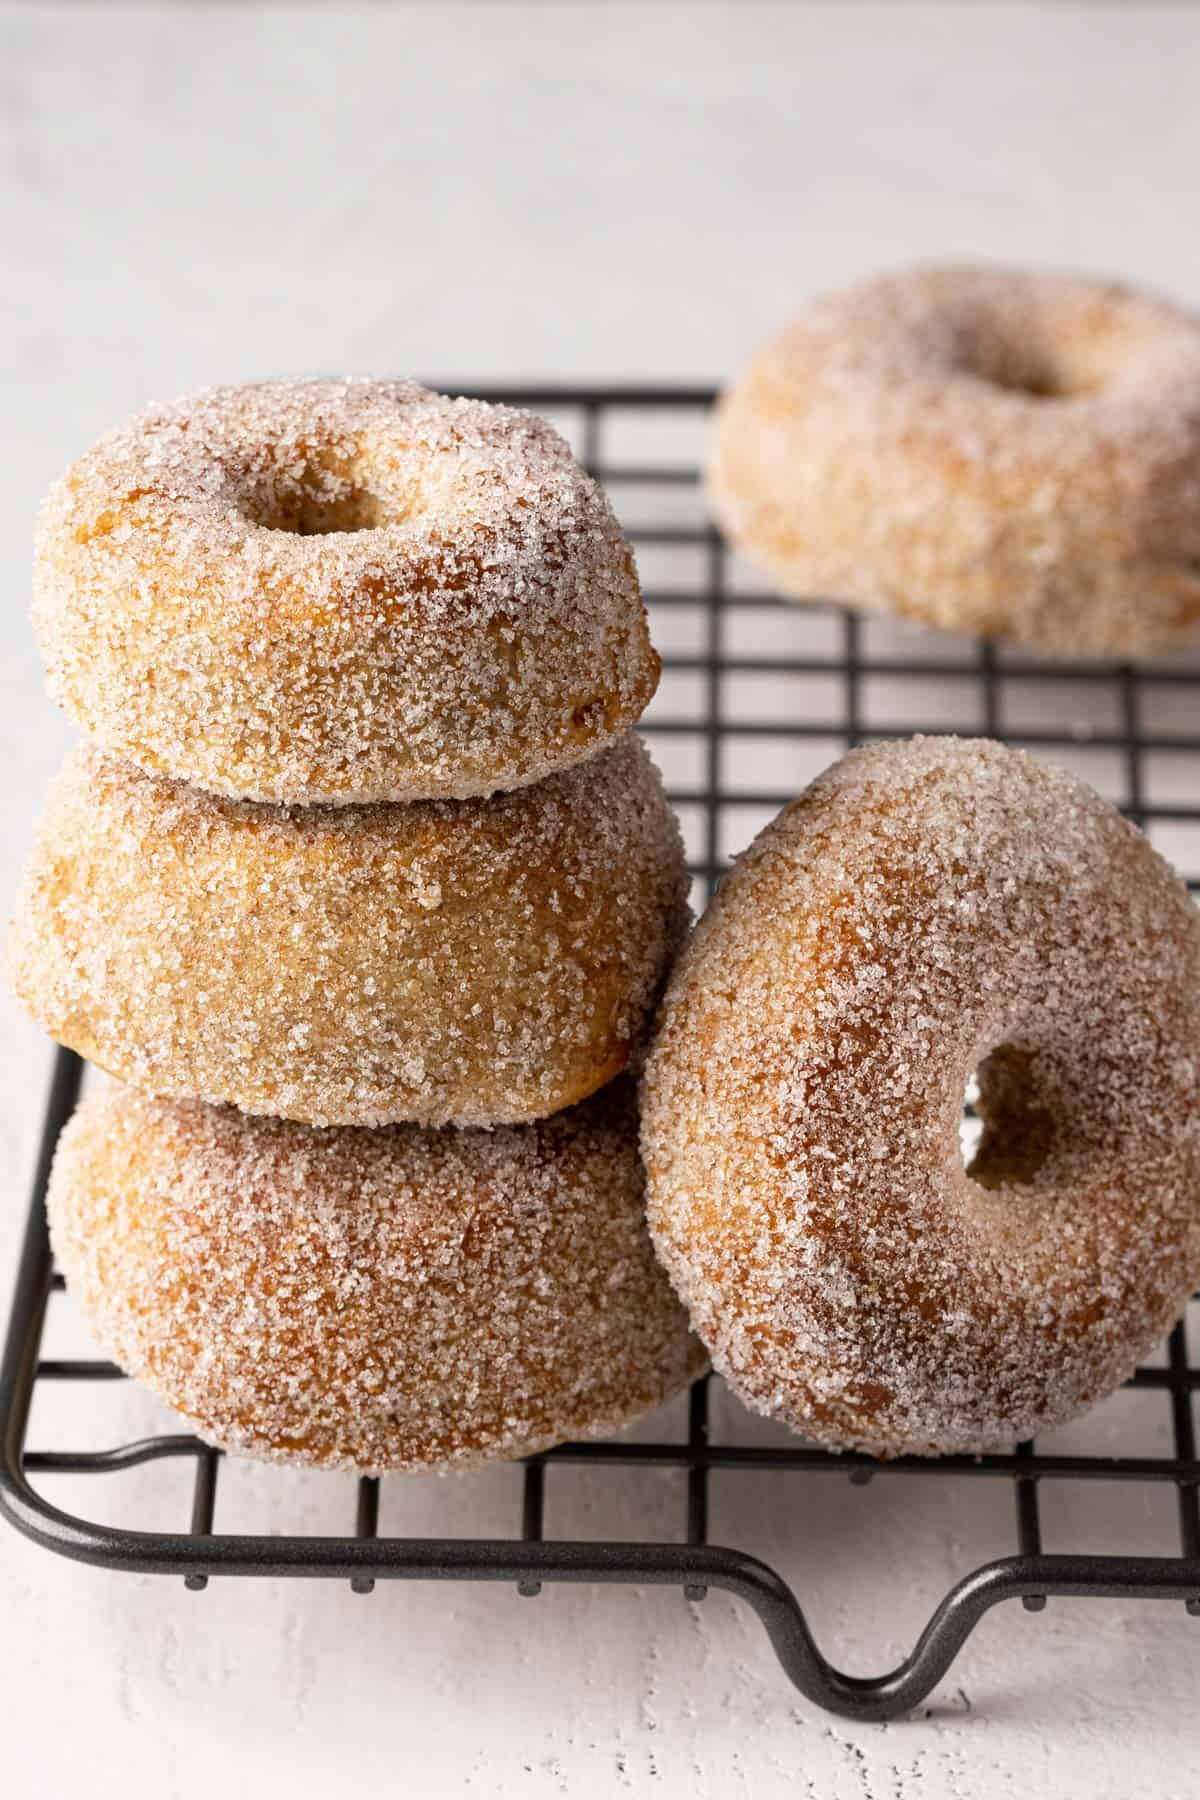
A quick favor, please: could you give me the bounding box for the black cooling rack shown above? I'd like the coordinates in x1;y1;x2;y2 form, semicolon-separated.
3;385;1200;1724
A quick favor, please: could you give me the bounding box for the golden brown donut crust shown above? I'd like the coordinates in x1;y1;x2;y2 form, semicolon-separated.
10;735;688;1127
48;1080;706;1474
710;267;1200;655
34;380;659;803
642;737;1200;1456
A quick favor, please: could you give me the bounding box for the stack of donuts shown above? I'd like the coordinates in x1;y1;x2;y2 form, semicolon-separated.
11;379;703;1474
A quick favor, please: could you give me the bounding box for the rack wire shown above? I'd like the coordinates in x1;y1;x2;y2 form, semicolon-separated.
3;386;1200;1722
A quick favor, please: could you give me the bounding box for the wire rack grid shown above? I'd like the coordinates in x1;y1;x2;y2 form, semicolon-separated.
3;386;1200;1724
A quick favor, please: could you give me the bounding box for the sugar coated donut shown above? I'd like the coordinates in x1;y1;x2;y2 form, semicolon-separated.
710;267;1200;655
34;379;658;803
48;1079;705;1473
642;737;1200;1456
11;734;687;1127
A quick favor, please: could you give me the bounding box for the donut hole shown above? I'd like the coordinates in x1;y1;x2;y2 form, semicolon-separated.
962;1044;1056;1189
982;357;1073;400
945;307;1119;402
235;448;400;537
964;340;1098;402
242;478;387;537
280;486;386;536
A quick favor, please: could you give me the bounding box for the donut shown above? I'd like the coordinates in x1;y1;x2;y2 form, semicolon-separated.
10;734;687;1127
709;267;1200;655
641;737;1200;1457
33;379;658;803
47;1079;705;1473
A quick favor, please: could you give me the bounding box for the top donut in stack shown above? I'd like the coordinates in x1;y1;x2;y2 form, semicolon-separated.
14;380;687;1126
33;379;658;803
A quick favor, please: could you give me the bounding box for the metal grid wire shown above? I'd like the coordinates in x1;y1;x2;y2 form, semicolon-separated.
3;387;1200;1723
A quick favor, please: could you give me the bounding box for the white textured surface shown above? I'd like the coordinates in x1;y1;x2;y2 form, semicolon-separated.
4;5;1200;1795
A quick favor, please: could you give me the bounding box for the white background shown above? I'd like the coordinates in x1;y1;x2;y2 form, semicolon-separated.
3;5;1200;1796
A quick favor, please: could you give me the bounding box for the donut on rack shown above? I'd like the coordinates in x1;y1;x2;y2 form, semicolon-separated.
34;379;659;803
709;266;1200;655
47;1079;706;1474
642;736;1200;1457
10;734;687;1127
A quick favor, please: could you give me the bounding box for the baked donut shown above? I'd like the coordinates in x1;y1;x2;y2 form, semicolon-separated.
34;379;658;803
710;267;1200;655
642;737;1200;1456
48;1079;705;1473
10;734;687;1127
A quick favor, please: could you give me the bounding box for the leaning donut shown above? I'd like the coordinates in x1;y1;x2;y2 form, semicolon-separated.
642;737;1200;1456
48;1080;706;1474
34;379;658;802
10;734;687;1127
709;267;1200;655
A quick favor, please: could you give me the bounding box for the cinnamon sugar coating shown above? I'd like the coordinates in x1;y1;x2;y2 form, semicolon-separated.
11;735;688;1127
48;1079;705;1474
34;379;658;803
710;267;1200;655
642;737;1200;1456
